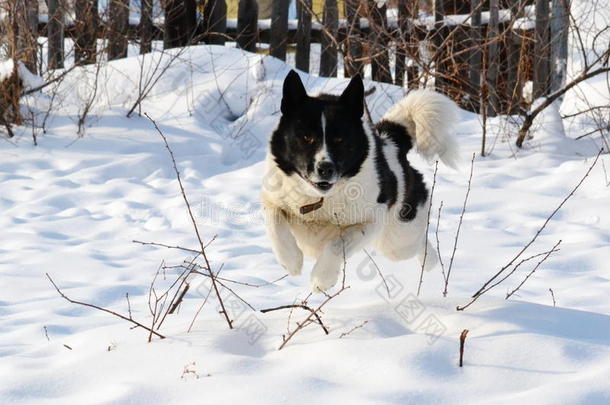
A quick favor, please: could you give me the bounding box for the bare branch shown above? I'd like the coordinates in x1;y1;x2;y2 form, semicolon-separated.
444;153;475;297
506;240;562;299
144;113;233;329
46;273;165;339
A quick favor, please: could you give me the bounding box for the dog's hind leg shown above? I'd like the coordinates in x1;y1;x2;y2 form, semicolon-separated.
311;222;382;292
376;205;439;272
263;204;303;276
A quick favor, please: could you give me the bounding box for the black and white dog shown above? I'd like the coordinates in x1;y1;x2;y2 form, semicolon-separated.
262;71;459;292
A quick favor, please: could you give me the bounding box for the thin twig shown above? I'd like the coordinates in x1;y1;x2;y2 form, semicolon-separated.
260;304;329;335
506;240;562;299
188;281;214;333
459;329;469;367
267;285;349;350
217;278;256;311
444;153;475;297
183;265;288;287
458;149;603;311
46;273;165;339
126;292;132;319
339;320;369;339
168;283;190;315
132;240;202;255
363;248;390;299
418;160;438;296
145;113;233;329
435;201;446;282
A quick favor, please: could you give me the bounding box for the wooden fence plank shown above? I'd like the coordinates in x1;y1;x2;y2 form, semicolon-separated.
370;1;392;83
108;0;129;60
205;0;227;45
296;0;312;72
25;0;39;72
140;0;153;54
506;1;522;111
433;0;449;92
550;0;569;94
75;0;98;64
320;0;338;77
29;1;541;115
237;0;258;52
395;0;407;86
486;0;500;114
533;0;550;98
47;0;65;69
344;0;362;77
164;0;197;48
406;1;420;89
164;0;182;49
469;0;482;99
270;0;289;60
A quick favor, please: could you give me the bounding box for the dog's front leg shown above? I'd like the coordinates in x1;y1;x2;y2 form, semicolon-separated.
311;222;381;292
264;205;303;276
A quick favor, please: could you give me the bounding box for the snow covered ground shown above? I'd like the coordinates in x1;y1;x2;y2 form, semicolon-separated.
1;13;610;405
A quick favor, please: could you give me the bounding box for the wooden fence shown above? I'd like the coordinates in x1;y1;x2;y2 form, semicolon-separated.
12;0;569;115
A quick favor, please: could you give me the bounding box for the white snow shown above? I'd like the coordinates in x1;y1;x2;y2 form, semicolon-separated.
1;1;610;403
0;58;15;81
0;59;44;90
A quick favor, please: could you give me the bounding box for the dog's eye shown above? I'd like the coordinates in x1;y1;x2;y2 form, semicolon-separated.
303;136;315;144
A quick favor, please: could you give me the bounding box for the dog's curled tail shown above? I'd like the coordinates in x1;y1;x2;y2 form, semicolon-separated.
383;90;460;168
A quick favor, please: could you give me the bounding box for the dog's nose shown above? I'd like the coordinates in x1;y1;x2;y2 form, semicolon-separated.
317;161;335;180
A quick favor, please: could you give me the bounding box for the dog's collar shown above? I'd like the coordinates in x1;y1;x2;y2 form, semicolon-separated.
299;197;324;215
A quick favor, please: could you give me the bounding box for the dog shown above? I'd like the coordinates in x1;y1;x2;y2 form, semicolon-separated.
262;70;459;292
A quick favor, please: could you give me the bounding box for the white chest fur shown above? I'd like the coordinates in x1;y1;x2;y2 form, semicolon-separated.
261;153;383;227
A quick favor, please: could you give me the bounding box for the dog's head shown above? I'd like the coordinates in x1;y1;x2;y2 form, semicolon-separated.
270;70;369;197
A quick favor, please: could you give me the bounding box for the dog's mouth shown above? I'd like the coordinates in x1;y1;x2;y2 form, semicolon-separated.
310;181;334;192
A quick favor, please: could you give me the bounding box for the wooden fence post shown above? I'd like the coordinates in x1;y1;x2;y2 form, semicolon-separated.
47;0;65;69
506;1;522;112
533;0;550;98
204;0;227;45
369;1;392;83
433;0;447;92
486;0;500;115
270;0;289;61
469;0;482;94
407;1;420;89
320;0;338;77
237;0;258;52
395;0;419;87
296;0;313;72
165;0;198;48
108;0;129;60
75;0;99;65
395;0;407;86
550;0;569;94
24;0;39;73
140;0;153;54
10;0;38;73
344;0;362;77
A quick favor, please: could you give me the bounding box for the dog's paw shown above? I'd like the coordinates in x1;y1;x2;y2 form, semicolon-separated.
278;248;303;276
310;253;341;292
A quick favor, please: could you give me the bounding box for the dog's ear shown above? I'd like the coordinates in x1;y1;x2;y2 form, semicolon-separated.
339;75;364;117
281;70;307;115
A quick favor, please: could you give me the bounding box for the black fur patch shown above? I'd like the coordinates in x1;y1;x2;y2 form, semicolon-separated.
373;136;397;205
376;120;428;221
